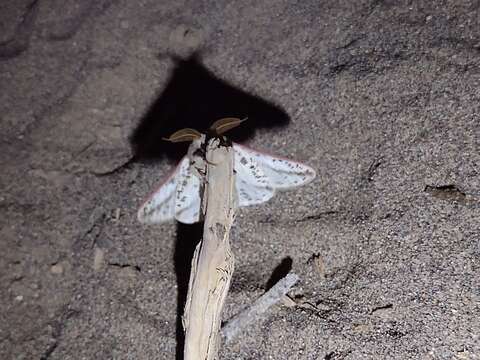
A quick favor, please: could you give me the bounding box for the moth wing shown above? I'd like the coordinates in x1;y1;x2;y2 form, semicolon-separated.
233;145;275;207
174;157;202;224
234;143;316;189
137;157;188;224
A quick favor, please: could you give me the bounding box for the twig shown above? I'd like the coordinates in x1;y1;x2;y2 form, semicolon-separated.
183;139;236;360
221;273;299;344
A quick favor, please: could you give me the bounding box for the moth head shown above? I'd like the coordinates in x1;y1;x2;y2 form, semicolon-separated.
209;117;247;135
163;117;246;143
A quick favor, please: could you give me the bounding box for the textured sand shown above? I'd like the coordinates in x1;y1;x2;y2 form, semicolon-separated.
1;1;479;359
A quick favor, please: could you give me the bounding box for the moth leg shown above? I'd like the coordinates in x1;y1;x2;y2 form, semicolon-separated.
205;159;220;166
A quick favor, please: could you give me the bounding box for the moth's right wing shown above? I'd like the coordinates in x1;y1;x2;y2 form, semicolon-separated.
233;143;315;208
233;145;275;207
234;143;315;189
138;157;202;224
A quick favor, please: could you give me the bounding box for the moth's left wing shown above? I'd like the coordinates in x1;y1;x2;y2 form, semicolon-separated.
138;156;202;224
174;157;202;224
138;157;188;224
234;143;316;190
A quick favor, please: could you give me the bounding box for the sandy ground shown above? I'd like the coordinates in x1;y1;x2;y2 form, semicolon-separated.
1;1;479;359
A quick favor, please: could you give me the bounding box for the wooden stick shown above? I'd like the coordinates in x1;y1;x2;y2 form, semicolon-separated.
221;273;299;344
183;139;236;360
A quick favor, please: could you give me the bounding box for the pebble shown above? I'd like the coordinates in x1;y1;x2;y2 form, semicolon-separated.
50;263;64;274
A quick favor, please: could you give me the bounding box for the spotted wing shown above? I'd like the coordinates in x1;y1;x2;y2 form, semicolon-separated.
233;143;315;207
138;157;202;224
233;145;275;207
174;157;202;224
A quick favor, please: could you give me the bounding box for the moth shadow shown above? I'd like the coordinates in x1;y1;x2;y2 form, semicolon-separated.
130;52;290;162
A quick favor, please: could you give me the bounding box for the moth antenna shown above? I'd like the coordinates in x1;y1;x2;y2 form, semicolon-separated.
163;128;203;143
210;117;247;135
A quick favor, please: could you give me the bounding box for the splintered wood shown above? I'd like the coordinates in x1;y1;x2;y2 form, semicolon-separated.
183;139;236;360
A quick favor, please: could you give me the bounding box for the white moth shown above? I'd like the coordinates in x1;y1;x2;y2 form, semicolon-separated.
138;118;316;224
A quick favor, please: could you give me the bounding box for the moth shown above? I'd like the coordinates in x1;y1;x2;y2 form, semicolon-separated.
138;118;316;224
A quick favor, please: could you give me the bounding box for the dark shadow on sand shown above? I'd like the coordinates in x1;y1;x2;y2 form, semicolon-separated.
131;53;290;162
173;222;203;359
265;257;293;291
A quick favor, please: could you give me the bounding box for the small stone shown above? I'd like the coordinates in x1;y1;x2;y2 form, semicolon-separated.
281;295;297;307
114;208;121;221
15;295;23;302
50;263;64;274
94;247;105;271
